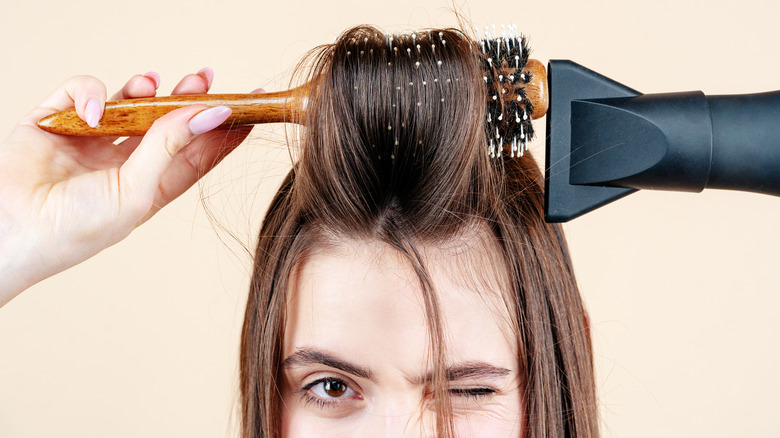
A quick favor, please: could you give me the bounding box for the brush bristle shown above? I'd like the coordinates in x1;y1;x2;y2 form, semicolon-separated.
476;24;533;158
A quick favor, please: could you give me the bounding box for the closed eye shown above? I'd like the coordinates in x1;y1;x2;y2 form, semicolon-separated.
449;387;497;399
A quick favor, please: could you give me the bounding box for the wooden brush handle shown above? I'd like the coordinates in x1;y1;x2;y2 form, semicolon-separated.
38;61;548;137
38;84;310;137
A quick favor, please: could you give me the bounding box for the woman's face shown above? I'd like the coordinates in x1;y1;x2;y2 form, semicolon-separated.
280;237;523;437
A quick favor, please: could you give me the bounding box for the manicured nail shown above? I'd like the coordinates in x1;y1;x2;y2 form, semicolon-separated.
143;71;161;88
250;88;266;94
197;67;214;87
189;106;231;135
85;98;102;128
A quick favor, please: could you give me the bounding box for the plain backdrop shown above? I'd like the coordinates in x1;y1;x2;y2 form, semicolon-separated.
1;0;779;436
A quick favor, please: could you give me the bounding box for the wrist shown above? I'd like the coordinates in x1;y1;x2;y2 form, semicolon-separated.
0;225;41;309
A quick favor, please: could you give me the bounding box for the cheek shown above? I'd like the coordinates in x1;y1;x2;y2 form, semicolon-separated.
281;401;365;438
452;408;524;438
451;391;524;438
280;395;328;438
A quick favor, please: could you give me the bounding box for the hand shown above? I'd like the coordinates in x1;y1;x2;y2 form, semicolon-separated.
0;69;256;307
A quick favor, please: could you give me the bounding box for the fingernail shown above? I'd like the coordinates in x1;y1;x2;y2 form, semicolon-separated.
250;88;266;94
197;67;214;87
189;106;231;135
143;71;161;88
85;98;102;128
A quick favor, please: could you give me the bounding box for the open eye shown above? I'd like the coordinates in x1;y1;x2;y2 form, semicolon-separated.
306;377;359;400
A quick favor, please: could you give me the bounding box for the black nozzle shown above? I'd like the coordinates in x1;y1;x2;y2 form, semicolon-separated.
544;60;780;223
544;60;638;223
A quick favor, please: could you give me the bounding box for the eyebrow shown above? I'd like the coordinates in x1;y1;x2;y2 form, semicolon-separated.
441;362;512;382
282;347;511;384
283;347;374;380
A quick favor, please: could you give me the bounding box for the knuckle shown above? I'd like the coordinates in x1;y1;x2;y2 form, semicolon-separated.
162;135;178;160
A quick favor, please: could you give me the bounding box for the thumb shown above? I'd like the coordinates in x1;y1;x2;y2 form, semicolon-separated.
120;105;232;211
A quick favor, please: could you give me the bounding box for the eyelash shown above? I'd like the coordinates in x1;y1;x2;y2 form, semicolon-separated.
449;387;497;400
299;377;497;410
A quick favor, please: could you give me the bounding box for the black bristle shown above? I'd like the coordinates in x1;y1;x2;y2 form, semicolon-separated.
478;28;534;158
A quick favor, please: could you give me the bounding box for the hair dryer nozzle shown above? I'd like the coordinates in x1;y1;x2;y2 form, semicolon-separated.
544;60;637;223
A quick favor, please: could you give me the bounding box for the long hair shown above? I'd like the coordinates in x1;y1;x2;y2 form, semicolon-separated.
240;25;598;437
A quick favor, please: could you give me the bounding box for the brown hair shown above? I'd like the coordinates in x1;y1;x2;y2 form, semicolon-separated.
240;25;598;437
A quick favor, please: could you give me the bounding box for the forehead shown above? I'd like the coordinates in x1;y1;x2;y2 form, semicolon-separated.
283;234;518;372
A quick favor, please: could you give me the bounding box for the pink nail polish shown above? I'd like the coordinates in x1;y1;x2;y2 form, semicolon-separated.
189;106;232;135
85;98;102;128
197;67;214;87
143;71;161;88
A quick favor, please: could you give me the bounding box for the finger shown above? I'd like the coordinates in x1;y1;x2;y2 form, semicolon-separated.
119;105;232;216
143;124;253;219
23;75;107;128
170;67;212;95
109;68;215;155
109;72;160;101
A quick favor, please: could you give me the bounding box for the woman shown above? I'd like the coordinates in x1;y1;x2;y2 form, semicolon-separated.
0;25;597;437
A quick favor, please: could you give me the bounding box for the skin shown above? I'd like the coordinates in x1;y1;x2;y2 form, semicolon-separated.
281;236;524;437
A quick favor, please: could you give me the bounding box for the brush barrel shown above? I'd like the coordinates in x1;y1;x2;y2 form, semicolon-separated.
569;90;780;196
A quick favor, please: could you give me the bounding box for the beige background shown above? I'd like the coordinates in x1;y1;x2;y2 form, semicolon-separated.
1;0;779;436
